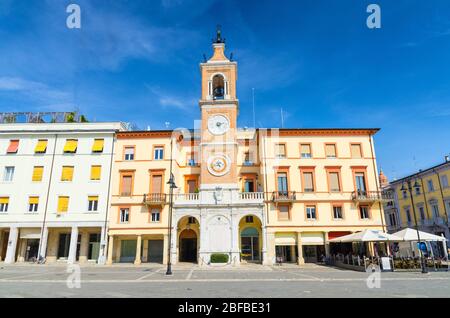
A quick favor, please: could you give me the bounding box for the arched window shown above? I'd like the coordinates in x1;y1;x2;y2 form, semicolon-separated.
212;74;225;100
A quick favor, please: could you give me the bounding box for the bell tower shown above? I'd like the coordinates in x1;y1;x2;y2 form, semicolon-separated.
199;26;239;187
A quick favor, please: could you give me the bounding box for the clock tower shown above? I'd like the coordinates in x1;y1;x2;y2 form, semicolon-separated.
199;27;238;187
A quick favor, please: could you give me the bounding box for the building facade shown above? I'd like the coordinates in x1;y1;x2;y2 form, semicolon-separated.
383;159;450;241
0;122;125;264
105;32;387;266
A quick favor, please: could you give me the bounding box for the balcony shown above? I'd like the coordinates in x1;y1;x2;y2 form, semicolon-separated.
239;192;265;201
174;193;200;202
143;193;167;206
351;191;392;205
271;191;296;204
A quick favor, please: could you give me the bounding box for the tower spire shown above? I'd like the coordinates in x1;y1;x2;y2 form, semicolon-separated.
214;24;225;44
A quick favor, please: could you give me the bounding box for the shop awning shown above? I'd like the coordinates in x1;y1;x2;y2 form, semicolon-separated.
20;229;41;239
275;233;297;246
301;232;325;245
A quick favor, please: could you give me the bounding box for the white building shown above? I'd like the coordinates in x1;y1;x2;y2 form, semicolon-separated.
0;122;125;264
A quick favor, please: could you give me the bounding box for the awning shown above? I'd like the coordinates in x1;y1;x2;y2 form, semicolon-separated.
34;140;48;153
7;140;19;153
392;228;446;242
301;232;325;245
20;229;41;239
92;139;104;153
275;233;297;246
329;230;402;243
63;139;78;153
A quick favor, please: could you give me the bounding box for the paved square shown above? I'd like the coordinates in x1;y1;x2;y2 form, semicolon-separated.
0;264;449;298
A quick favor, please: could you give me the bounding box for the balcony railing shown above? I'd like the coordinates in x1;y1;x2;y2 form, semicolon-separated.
174;193;199;201
239;192;265;201
271;191;296;203
351;191;392;204
143;193;167;205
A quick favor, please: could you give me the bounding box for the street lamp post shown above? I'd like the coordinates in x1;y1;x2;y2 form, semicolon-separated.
166;137;177;276
401;179;428;274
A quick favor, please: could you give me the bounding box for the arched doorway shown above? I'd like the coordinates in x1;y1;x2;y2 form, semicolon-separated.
239;215;262;263
177;216;199;263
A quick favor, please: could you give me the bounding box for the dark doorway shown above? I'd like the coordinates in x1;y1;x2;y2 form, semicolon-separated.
179;230;197;263
57;233;70;259
276;245;297;263
25;239;39;262
148;240;164;263
303;245;326;263
1;232;8;260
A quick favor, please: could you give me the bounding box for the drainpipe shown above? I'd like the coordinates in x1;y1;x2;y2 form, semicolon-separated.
261;129;271;264
37;134;58;263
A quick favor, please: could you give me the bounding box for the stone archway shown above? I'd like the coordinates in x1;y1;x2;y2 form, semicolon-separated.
177;216;200;263
239;215;262;263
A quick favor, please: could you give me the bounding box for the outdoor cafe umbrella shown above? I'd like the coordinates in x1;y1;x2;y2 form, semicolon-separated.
392;228;446;242
329;229;402;243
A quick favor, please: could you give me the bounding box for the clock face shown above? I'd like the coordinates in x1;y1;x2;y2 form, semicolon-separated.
207;114;230;135
207;154;231;176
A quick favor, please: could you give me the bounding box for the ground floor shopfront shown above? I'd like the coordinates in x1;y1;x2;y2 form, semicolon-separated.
0;224;106;264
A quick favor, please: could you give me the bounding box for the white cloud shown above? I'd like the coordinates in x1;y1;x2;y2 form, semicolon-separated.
147;85;196;110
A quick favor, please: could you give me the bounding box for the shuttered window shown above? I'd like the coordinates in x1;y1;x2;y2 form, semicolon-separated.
121;175;133;196
32;166;44;182
35;140;48;153
61;166;74;181
88;196;99;212
329;172;340;192
124;147;135;160
0;197;9;212
57;196;69;213
278;205;290;221
300;144;312;158
325;144;336;158
90;165;101;180
92;139;104;153
350;144;362;158
152;175;163;193
63;139;78;153
6;140;19;154
28;196;39;212
303;172;314;192
275;144;286;158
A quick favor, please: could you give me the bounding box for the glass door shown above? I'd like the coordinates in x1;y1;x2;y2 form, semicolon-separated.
355;173;366;195
277;173;288;195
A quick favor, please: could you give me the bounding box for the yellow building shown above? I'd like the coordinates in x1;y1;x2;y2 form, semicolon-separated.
383;159;450;241
106;29;387;266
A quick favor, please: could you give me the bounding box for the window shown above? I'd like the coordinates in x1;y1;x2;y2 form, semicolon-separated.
4;166;14;182
6;140;19;154
325;144;337;158
350;144;362;158
441;175;449;188
278;205;290;221
419;206;426;220
92;139;104;153
306;205;316;220
243;152;253;165
63;139;78;154
154;147;164;160
212;74;225;100
90;165;101;181
28;196;39;212
88;196;99;212
35;139;48;154
151;174;163;193
275;144;286;159
406;208;412;223
32;166;44;182
329;172;341;192
61;166;74;182
359;206;370;219
355;172;367;193
246;216;254;223
333;206;343;219
188;216;196;224
124;147;135;161
427;179;434;192
389;214;397;227
57;196;69;213
150;208;161;222
402;190;408;199
244;178;255;193
0;197;9;212
432;204;440;218
186;178;197;194
415;186;421;195
187;153;197;166
120;208;130;223
302;172;314;192
277;172;288;194
121;175;133;196
300;144;312;158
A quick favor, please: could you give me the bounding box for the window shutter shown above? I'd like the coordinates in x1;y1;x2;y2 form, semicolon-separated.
32;166;44;182
122;176;132;195
63;139;78;153
92;139;104;153
6;140;19;154
325;144;336;158
29;196;39;205
303;172;314;191
351;144;362;158
329;172;340;192
61;166;74;181
35;140;48;153
0;197;9;204
57;196;69;213
301;144;311;155
90;166;101;180
152;175;162;193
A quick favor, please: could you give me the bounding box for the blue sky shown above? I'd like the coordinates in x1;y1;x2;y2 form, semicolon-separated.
0;0;449;179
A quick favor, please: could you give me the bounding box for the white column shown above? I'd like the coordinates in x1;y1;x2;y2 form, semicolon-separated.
67;226;79;264
134;235;142;265
230;213;240;266
38;227;49;262
170;225;178;265
261;226;269;265
106;235;114;265
4;227;19;264
163;234;169;265
198;213;209;265
98;226;107;265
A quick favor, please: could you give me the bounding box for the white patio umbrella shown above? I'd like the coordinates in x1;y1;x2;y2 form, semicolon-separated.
329;229;402;243
392;228;446;242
